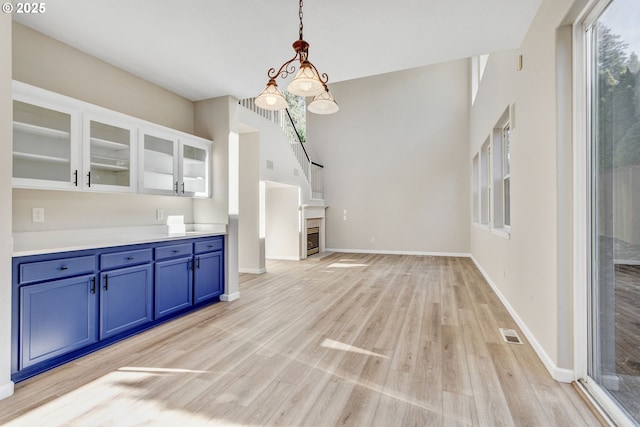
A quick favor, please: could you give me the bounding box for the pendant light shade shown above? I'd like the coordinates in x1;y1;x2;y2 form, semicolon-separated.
307;89;339;114
287;62;324;97
254;79;288;110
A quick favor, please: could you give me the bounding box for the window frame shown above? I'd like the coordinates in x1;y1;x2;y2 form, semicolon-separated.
502;123;511;228
490;107;512;238
472;153;480;224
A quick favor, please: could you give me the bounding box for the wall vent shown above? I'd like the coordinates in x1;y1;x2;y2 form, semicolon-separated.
499;328;523;344
266;160;274;170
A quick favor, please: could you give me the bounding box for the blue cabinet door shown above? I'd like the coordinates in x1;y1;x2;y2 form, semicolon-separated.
20;274;98;369
194;251;224;304
155;257;193;318
100;264;153;339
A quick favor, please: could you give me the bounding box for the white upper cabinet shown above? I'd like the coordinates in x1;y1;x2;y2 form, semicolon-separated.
180;138;210;198
83;113;136;193
12;90;81;190
12;81;211;198
139;128;210;198
139;128;179;196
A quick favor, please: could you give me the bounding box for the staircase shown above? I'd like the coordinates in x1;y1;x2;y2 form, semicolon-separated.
239;98;324;201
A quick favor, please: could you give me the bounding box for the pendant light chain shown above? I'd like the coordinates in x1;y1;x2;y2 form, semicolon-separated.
299;0;304;40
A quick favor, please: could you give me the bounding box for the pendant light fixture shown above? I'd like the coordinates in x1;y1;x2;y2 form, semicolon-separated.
254;0;338;114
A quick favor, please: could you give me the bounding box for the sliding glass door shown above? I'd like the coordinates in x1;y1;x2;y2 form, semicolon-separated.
588;0;640;423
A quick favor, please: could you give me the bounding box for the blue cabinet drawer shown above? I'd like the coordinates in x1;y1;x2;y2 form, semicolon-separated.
100;248;152;270
19;255;96;285
194;237;223;254
155;243;192;260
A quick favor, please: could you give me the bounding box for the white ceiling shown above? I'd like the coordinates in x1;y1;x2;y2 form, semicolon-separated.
13;0;542;101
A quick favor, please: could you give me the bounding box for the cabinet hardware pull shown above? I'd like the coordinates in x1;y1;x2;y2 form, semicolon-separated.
60;266;68;270
126;257;134;260
207;245;214;248
91;277;96;294
87;171;92;187
189;259;194;271
181;182;185;194
73;170;78;186
197;257;200;269
104;274;108;291
172;250;179;253
174;181;179;194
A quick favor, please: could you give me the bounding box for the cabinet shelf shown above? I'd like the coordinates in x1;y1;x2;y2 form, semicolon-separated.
90;162;130;172
91;153;129;163
91;137;129;151
183;157;206;166
13;121;70;139
145;149;173;161
13;151;70;164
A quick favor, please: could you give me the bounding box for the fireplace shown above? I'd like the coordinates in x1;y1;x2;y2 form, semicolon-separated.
307;226;319;256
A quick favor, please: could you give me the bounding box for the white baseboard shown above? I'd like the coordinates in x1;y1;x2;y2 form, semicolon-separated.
0;381;14;401
238;267;266;274
326;248;472;258
470;256;575;383
220;291;240;302
265;255;300;261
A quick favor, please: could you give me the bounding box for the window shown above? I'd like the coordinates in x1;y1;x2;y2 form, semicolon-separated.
584;0;640;424
480;138;491;225
503;125;511;227
491;107;511;233
471;54;490;105
472;154;479;223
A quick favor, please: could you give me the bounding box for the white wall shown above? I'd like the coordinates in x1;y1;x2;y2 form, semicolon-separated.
193;96;237;300
11;23;198;233
307;60;470;255
239;132;265;273
0;12;14;400
469;0;576;378
12;189;193;232
193;97;233;225
238;107;311;202
4;22;238;392
13;23;194;133
265;184;300;260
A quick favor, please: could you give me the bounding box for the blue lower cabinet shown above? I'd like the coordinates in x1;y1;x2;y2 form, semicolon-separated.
12;235;225;382
19;274;98;369
155;257;193;318
194;251;224;304
100;264;153;339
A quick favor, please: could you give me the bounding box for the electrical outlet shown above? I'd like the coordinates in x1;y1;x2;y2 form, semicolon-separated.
156;208;164;221
32;208;45;223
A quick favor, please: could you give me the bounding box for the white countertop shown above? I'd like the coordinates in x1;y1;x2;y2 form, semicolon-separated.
12;224;227;257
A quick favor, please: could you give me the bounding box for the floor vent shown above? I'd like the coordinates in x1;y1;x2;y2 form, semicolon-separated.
499;328;523;344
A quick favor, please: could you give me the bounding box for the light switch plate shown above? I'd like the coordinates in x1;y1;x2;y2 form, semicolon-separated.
156;208;164;221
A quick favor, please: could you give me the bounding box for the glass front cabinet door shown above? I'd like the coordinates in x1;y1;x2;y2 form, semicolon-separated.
12;96;80;190
139;128;179;195
139;128;210;197
83;114;136;192
180;138;210;198
13;82;211;197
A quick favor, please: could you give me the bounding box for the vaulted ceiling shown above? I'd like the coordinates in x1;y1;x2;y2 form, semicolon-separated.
13;0;542;101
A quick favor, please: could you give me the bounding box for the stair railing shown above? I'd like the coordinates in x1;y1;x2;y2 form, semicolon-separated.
239;98;324;198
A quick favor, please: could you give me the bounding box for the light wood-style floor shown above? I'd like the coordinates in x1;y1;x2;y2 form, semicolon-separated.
0;253;603;426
